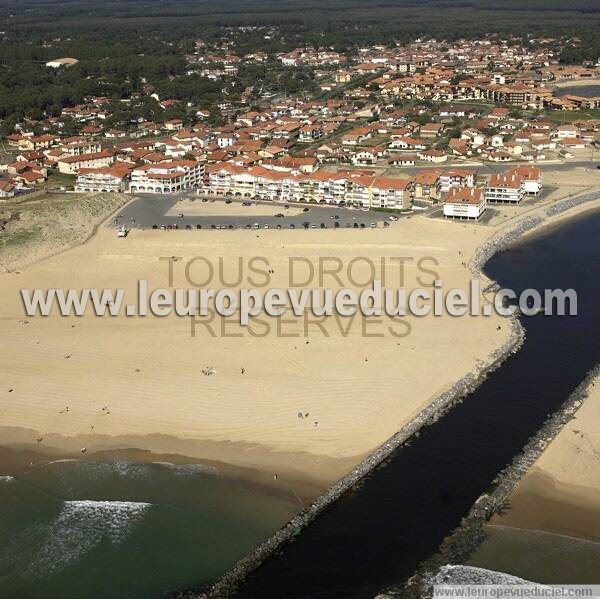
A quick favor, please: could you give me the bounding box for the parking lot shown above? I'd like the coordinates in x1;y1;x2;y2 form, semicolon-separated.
111;193;403;231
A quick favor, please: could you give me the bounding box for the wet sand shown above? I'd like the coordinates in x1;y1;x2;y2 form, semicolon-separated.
488;374;600;542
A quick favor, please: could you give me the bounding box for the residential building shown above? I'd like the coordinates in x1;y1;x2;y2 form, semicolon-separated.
443;187;486;219
485;171;524;203
57;150;115;174
75;165;132;192
129;160;204;193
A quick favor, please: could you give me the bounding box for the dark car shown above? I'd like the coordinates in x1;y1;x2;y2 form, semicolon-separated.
274;213;284;218
302;207;310;212
225;199;233;204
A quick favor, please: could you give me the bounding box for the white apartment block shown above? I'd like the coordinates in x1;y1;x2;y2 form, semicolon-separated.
201;163;411;209
485;166;542;203
485;172;524;203
129;160;204;193
443;187;486;219
75;165;131;193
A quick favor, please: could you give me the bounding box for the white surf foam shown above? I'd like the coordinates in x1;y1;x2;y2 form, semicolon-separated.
0;475;15;482
152;461;219;476
31;500;150;574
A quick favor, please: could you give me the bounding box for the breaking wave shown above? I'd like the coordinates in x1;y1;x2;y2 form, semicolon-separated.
152;461;219;476
30;500;150;574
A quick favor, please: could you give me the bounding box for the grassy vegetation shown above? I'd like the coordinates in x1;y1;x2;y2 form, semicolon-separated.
0;192;129;270
42;171;77;190
543;109;600;123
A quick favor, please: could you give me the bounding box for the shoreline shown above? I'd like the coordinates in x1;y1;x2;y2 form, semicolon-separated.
0;432;352;503
551;77;600;89
1;186;598;598
184;194;600;598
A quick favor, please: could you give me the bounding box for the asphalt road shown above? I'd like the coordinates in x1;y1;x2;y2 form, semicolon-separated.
112;193;401;231
395;159;599;175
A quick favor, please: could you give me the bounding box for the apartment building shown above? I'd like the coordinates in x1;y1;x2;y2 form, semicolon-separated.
443;187;486;219
200;162;410;209
485;171;524;203
485;166;542;203
413;170;442;203
75;164;132;193
438;169;476;193
509;165;542;195
57;150;115;174
371;177;412;210
129;160;204;193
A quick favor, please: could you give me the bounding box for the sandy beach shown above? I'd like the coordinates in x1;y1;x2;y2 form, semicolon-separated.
0;209;509;496
1;178;598;499
487;373;600;542
552;77;600;89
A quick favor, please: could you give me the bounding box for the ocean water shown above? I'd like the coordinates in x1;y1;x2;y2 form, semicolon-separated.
0;459;298;599
469;526;600;584
555;84;600;97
